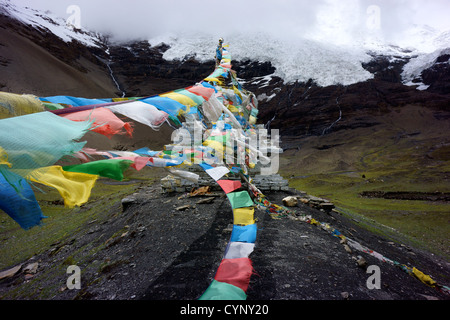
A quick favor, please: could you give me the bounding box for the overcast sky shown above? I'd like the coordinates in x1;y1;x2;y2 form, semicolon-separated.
12;0;450;46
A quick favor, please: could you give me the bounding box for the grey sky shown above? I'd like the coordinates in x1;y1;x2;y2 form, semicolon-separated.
12;0;450;46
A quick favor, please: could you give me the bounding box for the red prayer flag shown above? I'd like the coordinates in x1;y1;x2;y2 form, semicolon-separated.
214;258;253;292
217;180;242;194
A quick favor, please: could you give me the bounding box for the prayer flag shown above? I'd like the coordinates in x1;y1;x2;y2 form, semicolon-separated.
233;207;255;226
227;191;254;209
198;280;246;300
217;180;241;194
230;224;257;243
0;171;46;229
224;242;255;259
214;258;253;292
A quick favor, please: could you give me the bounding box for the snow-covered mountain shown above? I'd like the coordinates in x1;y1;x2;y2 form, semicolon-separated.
0;0;103;48
148;26;450;89
2;0;449;92
150;32;375;87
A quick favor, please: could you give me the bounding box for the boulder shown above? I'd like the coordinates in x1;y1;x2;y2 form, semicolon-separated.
23;262;39;274
282;196;298;207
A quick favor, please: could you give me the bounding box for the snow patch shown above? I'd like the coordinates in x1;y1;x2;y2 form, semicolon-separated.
257;93;277;102
402;47;450;89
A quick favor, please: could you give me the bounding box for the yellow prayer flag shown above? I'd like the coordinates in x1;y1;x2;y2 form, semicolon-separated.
0;92;45;119
233;207;255;226
160;92;197;108
204;77;223;84
28;166;98;208
228;105;240;113
412;267;437;287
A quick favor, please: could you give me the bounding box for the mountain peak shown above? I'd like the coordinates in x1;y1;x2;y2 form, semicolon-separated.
0;0;102;48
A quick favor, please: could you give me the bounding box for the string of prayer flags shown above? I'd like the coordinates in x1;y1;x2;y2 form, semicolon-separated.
301;213;450;295
197;45;262;300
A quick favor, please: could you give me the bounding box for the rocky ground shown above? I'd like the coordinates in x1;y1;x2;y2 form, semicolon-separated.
1;179;449;305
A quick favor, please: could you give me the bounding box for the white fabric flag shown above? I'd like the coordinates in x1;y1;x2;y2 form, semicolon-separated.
205;165;230;181
224;242;255;259
107;101;169;131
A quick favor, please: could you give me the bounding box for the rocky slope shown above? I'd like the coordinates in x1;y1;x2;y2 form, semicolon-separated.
1;181;449;303
0;6;116;97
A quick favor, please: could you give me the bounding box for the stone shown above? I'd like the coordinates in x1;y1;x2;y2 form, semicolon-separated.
23;262;39;274
223;224;234;233
24;274;34;281
0;264;22;280
196;197;215;204
282;196;298;207
121;196;137;211
341;292;349;299
418;294;439;300
356;257;368;268
176;204;191;211
319;202;335;212
343;244;352;253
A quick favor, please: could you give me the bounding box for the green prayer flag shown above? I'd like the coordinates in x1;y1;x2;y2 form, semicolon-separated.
199;280;247;300
43;102;65;110
63;159;133;181
227;191;254;209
